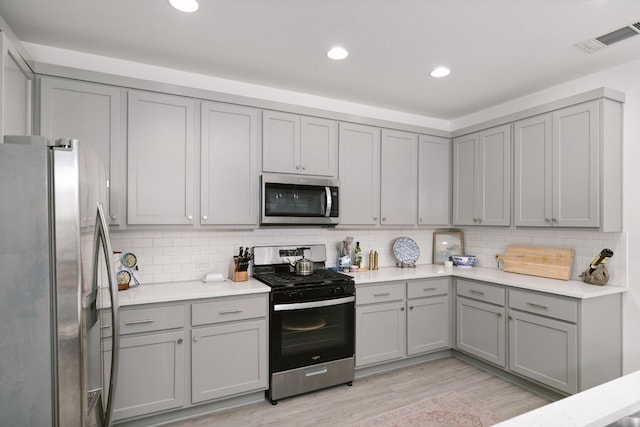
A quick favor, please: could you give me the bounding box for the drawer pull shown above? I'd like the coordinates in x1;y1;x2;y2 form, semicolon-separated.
101;325;111;329
373;292;391;297
220;309;243;314
305;367;328;377
124;318;154;325
469;289;485;295
423;287;437;292
527;302;549;310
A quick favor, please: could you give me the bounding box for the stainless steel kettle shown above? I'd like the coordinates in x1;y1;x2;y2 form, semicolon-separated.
292;248;314;275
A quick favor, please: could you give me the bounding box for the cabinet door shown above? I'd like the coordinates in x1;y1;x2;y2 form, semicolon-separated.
407;295;450;355
452;133;477;225
1;33;33;136
127;91;195;225
477;124;511;226
380;129;418;226
201;102;259;225
300;116;337;177
509;310;577;394
514;114;553;227
338;123;381;226
418;135;451;226
39;77;124;225
112;331;185;421
456;297;506;367
191;320;267;403
262;110;300;174
355;301;405;366
553;101;599;227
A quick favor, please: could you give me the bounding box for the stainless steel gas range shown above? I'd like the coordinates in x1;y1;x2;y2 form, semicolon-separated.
252;244;355;405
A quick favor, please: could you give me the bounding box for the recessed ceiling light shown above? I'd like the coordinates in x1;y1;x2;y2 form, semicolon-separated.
169;0;199;13
327;46;349;60
430;66;451;78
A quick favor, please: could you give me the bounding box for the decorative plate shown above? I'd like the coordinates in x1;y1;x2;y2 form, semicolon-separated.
393;237;420;265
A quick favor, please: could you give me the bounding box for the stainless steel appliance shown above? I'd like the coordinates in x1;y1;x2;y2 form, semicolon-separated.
261;174;339;225
0;136;120;426
252;244;355;404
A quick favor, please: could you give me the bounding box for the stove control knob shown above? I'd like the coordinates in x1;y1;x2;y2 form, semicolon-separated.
332;286;343;295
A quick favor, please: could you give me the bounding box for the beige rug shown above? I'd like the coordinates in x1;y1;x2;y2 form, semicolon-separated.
352;391;501;426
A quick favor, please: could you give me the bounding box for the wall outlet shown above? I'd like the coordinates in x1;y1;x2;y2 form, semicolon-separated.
195;256;209;269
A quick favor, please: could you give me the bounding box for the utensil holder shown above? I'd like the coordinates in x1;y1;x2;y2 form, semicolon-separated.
229;256;249;282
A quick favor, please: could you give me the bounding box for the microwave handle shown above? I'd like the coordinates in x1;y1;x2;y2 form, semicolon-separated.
325;187;332;217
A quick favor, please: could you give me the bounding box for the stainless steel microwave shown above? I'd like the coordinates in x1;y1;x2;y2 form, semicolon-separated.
261;174;339;225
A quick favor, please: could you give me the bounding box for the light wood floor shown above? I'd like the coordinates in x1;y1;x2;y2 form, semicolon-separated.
165;357;551;426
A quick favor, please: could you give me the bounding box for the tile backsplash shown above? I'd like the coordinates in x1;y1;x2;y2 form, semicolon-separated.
110;226;626;287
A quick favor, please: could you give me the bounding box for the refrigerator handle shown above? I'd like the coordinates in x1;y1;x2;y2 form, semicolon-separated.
93;203;120;427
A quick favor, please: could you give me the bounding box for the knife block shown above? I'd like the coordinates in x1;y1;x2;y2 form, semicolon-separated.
229;256;248;282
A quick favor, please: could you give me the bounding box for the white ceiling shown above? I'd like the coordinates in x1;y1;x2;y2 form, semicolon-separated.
1;0;640;120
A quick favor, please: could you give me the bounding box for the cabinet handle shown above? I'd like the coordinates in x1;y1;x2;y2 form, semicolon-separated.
110;214;118;221
545;218;551;223
301;165;306;170
423;287;437;292
124;319;154;325
177;338;183;344
469;289;485;295
401;307;405;311
419;218;423;223
220;309;243;314
202;215;208;221
373;217;378;221
193;336;200;342
373;292;391;297
187;215;193;221
296;165;301;170
509;315;512;320
497;312;502;317
101;325;111;330
409;306;413;310
382;217;387;222
526;302;550;310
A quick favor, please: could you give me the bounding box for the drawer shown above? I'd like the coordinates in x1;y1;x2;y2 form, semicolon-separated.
192;295;267;326
509;289;578;323
407;278;449;299
120;304;185;335
101;309;113;339
357;282;404;305
456;279;505;306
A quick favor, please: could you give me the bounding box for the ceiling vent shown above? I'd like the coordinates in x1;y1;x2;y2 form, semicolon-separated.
576;21;640;53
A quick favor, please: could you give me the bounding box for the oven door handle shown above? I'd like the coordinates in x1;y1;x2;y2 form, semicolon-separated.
274;296;355;312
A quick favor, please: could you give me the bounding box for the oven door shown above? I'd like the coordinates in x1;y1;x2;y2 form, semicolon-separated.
271;296;354;373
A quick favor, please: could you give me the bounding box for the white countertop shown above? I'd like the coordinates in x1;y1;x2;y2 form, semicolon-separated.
347;265;626;299
494;369;640;427
115;277;270;307
110;265;626;308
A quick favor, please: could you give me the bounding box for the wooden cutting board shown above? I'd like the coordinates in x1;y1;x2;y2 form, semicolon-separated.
495;245;575;281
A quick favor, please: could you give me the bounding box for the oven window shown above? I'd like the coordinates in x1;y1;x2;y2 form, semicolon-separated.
264;183;327;217
271;300;354;372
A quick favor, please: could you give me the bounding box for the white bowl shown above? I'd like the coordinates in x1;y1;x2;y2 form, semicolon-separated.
451;255;477;267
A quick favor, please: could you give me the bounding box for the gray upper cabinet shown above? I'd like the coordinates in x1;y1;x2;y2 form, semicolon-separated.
453;124;511;226
380;129;418;226
418;135;451;226
338;122;381;226
1;32;33;137
200;102;259;226
515;99;624;230
127;90;195;225
262;110;337;177
515;101;601;228
39;77;124;225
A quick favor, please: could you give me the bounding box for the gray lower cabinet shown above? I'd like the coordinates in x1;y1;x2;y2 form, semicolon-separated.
355;282;406;366
456;297;507;367
407;279;451;355
508;309;577;394
356;279;451;366
190;295;268;404
111;304;186;421
455;279;622;395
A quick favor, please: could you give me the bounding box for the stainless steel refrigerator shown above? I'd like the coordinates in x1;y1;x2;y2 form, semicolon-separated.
0;136;120;426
